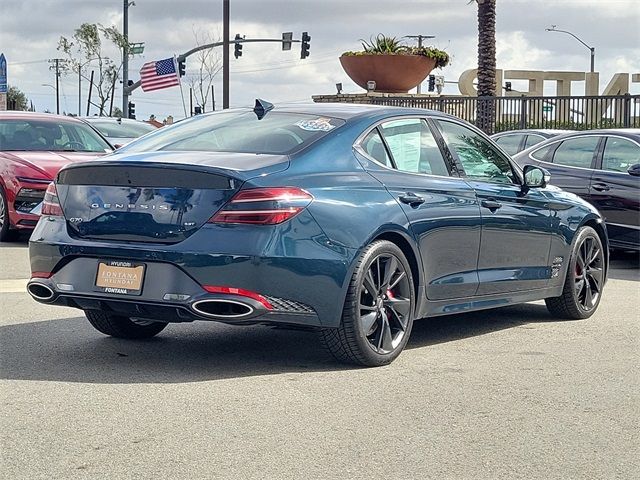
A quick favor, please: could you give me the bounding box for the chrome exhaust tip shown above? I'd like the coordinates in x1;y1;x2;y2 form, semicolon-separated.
191;299;254;319
27;282;55;302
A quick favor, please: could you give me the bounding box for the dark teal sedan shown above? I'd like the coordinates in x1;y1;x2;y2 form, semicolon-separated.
27;102;608;366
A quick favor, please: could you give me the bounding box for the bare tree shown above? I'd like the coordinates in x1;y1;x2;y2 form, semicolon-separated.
185;28;222;113
58;23;130;116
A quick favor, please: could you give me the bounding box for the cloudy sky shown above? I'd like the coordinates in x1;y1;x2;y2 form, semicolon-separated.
1;0;639;120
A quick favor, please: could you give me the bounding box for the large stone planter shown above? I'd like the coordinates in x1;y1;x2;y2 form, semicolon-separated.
339;54;437;93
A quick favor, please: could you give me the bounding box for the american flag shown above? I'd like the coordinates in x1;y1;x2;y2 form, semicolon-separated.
139;58;180;92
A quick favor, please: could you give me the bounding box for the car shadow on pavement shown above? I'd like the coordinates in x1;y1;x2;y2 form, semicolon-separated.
0;303;570;384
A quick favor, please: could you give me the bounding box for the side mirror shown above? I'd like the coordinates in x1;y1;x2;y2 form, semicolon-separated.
113;143;123;149
627;164;640;177
523;165;550;188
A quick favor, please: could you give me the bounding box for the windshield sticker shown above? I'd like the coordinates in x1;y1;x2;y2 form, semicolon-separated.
295;117;336;132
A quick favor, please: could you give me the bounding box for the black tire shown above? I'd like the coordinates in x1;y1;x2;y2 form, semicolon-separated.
319;240;415;367
545;226;605;320
0;185;17;242
84;310;167;339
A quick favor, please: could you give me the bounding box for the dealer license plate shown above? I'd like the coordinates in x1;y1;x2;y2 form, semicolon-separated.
95;261;145;296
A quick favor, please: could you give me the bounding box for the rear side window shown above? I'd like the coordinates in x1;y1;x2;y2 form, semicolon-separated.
602;137;640;173
524;134;546;149
494;134;523;155
361;129;392;166
379;118;449;176
551;137;599;168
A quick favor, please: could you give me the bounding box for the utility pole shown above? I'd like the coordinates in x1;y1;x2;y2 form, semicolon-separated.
222;0;230;109
122;0;133;116
48;58;66;114
406;35;435;94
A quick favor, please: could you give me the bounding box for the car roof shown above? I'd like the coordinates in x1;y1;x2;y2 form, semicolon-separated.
492;129;574;137
218;102;453;122
0;111;88;125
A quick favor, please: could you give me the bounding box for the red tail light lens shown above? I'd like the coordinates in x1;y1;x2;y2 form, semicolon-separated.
42;183;63;216
209;187;313;225
203;285;273;310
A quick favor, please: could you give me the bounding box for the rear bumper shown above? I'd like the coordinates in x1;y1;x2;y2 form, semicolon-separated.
28;215;356;327
27;276;320;326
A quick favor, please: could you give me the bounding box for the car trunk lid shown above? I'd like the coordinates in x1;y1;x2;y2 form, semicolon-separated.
55;152;289;244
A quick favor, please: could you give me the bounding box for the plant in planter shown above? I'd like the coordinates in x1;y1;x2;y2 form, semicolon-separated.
340;34;450;93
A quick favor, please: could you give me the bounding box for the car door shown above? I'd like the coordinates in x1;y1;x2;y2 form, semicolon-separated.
590;135;640;248
355;117;482;301
434;119;553;296
532;135;600;197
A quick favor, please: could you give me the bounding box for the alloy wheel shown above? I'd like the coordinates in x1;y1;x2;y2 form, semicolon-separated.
359;253;412;354
574;235;604;311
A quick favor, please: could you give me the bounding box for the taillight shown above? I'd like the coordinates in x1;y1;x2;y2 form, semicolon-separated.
203;285;273;310
209;187;313;225
42;183;63;216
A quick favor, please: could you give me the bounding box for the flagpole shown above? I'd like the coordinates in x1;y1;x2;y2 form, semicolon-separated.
175;56;188;118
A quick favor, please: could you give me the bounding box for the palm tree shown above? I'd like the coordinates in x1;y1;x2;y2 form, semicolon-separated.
475;0;497;134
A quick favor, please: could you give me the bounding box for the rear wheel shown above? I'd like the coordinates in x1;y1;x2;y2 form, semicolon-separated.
545;226;605;319
319;240;415;367
84;310;167;339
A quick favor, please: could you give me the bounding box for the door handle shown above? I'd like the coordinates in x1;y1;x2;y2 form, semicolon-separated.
481;199;502;210
399;193;425;206
592;183;610;192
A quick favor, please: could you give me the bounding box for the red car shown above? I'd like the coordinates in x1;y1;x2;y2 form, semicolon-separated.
0;112;113;241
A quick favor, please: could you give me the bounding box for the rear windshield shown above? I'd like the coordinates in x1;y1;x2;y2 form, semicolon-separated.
87;120;157;138
0;118;112;153
119;110;345;155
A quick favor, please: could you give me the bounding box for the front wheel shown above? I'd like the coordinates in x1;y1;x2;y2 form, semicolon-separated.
84;310;167;339
319;240;415;367
0;185;17;242
546;226;605;319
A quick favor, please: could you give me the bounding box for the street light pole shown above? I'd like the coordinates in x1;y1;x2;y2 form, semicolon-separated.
545;25;596;73
406;34;435;94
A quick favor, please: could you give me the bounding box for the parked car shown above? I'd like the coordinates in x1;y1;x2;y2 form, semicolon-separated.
0;112;114;241
491;129;573;155
513;129;640;251
82;117;158;147
27;103;608;366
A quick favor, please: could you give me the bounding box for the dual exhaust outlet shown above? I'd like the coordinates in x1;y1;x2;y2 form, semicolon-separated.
27;281;257;319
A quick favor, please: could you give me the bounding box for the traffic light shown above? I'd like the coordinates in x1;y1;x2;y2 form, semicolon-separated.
300;32;311;59
505;81;512;92
127;101;136;120
234;34;243;59
178;59;186;77
428;75;435;92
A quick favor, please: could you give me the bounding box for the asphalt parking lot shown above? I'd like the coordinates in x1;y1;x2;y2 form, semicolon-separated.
1;235;638;480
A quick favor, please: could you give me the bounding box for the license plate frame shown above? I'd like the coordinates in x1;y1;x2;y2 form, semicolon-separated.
94;260;146;296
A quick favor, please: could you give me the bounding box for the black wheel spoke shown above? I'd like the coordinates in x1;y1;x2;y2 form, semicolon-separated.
389;271;406;289
385;296;411;317
363;270;377;296
381;256;398;289
574;277;585;297
361;311;378;334
359;303;377;312
386;305;407;332
584;281;594;308
587;267;603;290
379;313;394;352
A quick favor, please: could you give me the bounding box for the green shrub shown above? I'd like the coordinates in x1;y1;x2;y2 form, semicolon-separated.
342;34;450;68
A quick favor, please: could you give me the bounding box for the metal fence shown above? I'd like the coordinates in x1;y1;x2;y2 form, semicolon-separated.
369;94;640;133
